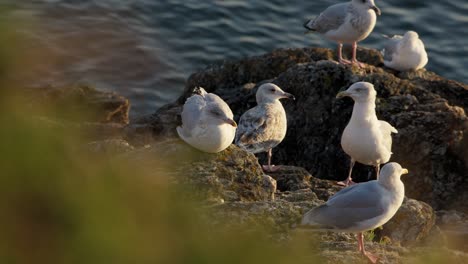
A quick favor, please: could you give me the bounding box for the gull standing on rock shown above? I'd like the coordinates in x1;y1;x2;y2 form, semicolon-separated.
301;162;408;264
336;82;397;186
235;83;295;172
382;31;428;71
177;87;237;153
304;0;381;67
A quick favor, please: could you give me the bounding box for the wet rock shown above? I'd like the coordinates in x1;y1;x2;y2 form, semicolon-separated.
140;47;468;211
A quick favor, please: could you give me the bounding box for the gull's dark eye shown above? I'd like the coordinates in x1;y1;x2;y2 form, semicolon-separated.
211;110;221;116
270;88;276;92
362;0;366;3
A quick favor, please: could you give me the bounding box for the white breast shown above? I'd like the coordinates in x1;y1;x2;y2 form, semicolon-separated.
326;9;376;44
341;121;392;165
182;123;236;153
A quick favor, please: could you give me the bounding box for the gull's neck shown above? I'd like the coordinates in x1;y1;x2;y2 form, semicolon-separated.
350;99;377;124
379;176;404;194
258;97;281;106
350;3;367;14
402;36;417;48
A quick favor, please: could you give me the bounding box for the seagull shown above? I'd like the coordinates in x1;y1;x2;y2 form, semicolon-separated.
336;82;397;186
177;87;237;153
235;83;295;172
304;0;381;67
301;162;408;264
382;31;428;71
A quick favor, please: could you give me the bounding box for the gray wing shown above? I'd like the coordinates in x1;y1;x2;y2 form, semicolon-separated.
235;107;266;148
205;93;234;119
179;94;206;136
302;182;386;230
382;35;403;61
306;3;348;33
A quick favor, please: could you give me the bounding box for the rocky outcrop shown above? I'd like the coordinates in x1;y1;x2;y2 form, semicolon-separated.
24;84;130;124
29;47;467;262
136;47;468;212
115;137;437;252
119;139;276;202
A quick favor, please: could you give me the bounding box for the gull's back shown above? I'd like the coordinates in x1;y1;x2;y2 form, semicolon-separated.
302;181;397;232
179;93;206;137
306;3;348;34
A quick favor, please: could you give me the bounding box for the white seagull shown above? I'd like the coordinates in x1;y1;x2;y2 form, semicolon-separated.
301;162;408;264
336;82;397;186
177;87;237;153
235;83;295;172
304;0;381;67
382;31;428;71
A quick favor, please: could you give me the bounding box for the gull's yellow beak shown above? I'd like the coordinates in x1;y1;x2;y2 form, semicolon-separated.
401;168;409;175
336;91;350;99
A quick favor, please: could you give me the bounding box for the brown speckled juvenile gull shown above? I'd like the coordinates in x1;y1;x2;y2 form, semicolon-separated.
301;162;408;264
235;83;294;172
304;0;381;67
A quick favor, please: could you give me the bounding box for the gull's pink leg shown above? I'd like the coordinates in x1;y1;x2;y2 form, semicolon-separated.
351;42;366;68
337;159;357;186
358;232;379;264
375;165;380;180
358;232;364;252
262;149;281;172
338;43;351;65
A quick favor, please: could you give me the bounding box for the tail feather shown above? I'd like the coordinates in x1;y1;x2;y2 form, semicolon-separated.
296;224;326;230
301;204;325;226
176;126;189;140
303;19;316;31
298;205;340;231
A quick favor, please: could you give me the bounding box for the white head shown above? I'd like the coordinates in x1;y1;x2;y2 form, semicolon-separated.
402;31;419;42
404;31;419;38
204;101;237;128
378;162;408;189
352;0;381;15
336;82;377;103
256;83;295;104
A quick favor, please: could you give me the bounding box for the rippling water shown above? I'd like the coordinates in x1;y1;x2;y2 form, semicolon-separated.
7;0;468;116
